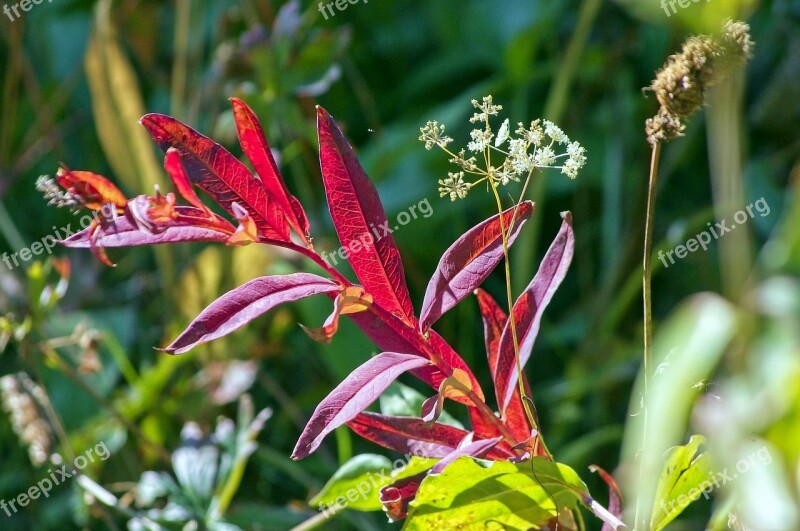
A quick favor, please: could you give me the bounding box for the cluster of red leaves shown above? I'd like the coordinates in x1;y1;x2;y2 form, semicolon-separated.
54;98;574;520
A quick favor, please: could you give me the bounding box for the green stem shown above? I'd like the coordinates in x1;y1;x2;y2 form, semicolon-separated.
634;140;661;530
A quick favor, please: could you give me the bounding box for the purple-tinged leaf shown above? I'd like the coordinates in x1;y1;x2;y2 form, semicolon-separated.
495;212;574;413
346;300;484;405
420;202;533;331
292;353;430;459
347;412;514;460
62;210;234;249
317;106;415;324
163;273;340;354
430;436;503;474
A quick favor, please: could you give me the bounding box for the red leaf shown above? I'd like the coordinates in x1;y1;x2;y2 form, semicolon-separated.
589;465;625;531
291;352;431;459
163;273;340;354
56;168;127;210
230;97;310;242
163;148;208;211
420;201;533;331
316;106;415;324
472;288;533;442
347;412;514;460
380;472;427;522
140;113;291;242
475;288;507;376
495;212;574;413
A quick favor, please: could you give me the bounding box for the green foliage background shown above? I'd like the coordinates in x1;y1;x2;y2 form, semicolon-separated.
1;0;798;529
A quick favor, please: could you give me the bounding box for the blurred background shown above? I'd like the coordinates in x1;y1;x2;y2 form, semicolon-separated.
1;0;798;529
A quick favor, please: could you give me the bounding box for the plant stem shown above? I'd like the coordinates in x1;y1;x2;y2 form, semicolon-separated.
634;140;661;529
486;175;547;457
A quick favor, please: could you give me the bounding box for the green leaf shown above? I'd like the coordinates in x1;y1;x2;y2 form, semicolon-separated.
650;434;714;531
404;457;588;530
311;454;435;512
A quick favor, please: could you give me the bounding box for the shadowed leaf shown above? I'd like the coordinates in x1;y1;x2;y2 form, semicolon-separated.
420;202;533;331
495;212;574;413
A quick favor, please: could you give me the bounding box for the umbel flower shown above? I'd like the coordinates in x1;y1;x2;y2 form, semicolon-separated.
645;19;754;145
419;96;586;201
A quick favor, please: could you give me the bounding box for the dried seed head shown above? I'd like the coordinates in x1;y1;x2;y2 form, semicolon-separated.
1;373;54;466
645;19;754;146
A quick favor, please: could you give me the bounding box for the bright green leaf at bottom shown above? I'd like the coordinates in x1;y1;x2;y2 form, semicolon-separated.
311;454;436;512
404;457;588;530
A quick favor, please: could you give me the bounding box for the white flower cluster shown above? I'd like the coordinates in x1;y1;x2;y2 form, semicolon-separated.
419;95;586;201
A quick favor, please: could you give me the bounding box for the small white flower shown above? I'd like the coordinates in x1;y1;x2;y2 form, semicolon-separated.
566;141;586;165
419;121;453;150
561;158;581;179
495;119;510;146
533;145;557;166
438;171;470;201
467;128;493;153
543;120;568;144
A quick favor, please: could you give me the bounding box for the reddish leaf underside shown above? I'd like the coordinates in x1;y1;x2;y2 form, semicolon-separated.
316;106;415;324
292;352;431;459
230;97;310;242
495;212;575;413
419;201;534;331
347;412;514;461
140;113;291;242
163;273;340;354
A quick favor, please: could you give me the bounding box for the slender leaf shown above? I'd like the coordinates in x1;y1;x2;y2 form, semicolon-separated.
163;273;340;354
230;97;310;241
317;106;415;323
650;435;713;531
347;412;513;461
62;210;233;249
140;113;290;242
495;212;574;413
419;201;533;330
292;352;431;459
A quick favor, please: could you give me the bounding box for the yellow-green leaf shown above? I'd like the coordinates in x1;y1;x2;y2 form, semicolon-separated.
404;457;587;530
